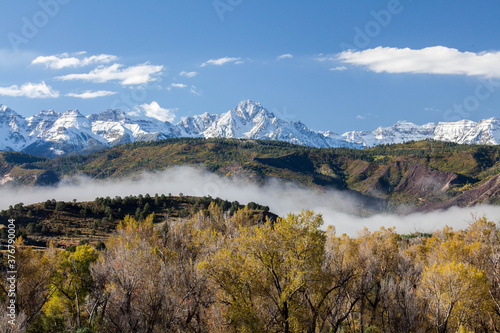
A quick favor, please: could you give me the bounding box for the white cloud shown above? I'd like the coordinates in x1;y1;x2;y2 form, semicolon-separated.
424;107;440;112
129;101;177;122
314;54;348;70
356;113;375;120
338;46;500;78
277;53;293;60
314;54;337;62
66;90;117;99
0;81;59;98
56;63;164;85
190;85;202;96
32;52;118;70
180;71;198;78
167;83;188;91
201;57;242;67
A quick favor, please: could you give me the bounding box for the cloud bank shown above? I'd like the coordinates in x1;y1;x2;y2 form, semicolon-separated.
1;167;499;236
338;46;500;78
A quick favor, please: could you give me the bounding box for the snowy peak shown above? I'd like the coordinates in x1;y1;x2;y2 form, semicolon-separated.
433;119;477;143
478;117;500;129
200;100;332;147
0;105;24;129
0;105;17;115
32;109;61;119
27;110;62;138
44;109;97;146
468;118;500;144
178;112;217;136
0;105;30;152
51;109;92;132
233;100;273;120
366;120;436;145
27;110;61;128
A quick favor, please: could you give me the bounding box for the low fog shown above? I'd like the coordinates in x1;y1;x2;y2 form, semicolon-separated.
1;166;500;236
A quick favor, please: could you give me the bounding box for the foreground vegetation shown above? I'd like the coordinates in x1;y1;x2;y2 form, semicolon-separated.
1;204;500;332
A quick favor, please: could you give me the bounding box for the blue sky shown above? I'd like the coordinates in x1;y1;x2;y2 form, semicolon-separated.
0;0;500;132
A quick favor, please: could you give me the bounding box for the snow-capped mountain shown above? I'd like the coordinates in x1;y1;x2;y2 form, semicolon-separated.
340;120;437;147
0;100;499;157
200;100;333;147
88;109;179;145
26;109;61;138
340;118;500;147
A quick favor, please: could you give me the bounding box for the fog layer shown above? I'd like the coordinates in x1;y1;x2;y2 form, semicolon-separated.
1;166;499;235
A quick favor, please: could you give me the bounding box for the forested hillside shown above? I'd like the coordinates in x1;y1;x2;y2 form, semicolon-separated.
1;138;500;212
0;194;273;250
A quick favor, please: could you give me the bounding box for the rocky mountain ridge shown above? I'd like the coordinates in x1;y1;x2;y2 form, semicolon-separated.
0;101;499;157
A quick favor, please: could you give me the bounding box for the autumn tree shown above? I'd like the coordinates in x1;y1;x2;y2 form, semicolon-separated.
200;210;329;332
91;214;167;332
379;254;422;333
91;213;213;332
418;261;489;332
351;227;402;331
42;243;98;331
0;238;55;331
320;228;360;332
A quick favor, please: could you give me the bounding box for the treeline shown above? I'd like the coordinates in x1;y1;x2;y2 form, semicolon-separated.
1;207;500;332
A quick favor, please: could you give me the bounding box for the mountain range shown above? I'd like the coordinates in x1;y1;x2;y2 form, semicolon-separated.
1;100;499;157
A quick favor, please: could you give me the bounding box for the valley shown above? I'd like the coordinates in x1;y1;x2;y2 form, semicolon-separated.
1;138;500;213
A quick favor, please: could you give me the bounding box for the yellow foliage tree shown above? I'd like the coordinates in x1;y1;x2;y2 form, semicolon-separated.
199;210;326;333
418;261;489;333
43;243;97;329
